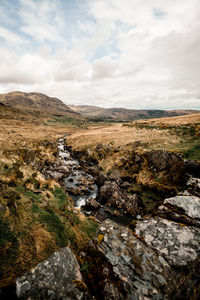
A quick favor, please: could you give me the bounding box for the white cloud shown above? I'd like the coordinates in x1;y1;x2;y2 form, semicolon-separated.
0;26;24;44
0;0;200;109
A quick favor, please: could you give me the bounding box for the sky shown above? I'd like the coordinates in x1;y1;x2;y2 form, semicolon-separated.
0;0;200;109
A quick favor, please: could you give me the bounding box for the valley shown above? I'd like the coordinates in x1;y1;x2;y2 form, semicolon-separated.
0;92;200;299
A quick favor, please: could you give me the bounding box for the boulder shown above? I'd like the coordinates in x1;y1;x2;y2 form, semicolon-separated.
84;217;200;299
187;176;200;197
23;149;36;164
16;247;87;300
84;197;101;211
97;181;138;216
135;217;200;266
84;219;175;299
184;159;200;177
159;195;200;227
146;149;183;172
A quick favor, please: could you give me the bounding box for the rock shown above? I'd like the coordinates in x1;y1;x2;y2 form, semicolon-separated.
108;169;122;185
146;149;183;172
97;181;126;207
23;149;36;164
16;247;86;299
187;176;200;197
124;194;138;216
84;197;101;211
96;143;104;150
159;195;200;227
46;170;65;181
96;172;108;187
97;181;138;217
184;159;200;177
84;219;175;299
135;217;200;266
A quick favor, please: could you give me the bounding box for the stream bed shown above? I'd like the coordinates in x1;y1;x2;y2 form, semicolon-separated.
58;138;98;208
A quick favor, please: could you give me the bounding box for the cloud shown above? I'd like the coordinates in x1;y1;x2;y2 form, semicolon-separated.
0;26;24;44
0;0;199;109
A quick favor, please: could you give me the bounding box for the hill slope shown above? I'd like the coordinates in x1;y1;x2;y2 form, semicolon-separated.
0;91;77;115
69;104;199;121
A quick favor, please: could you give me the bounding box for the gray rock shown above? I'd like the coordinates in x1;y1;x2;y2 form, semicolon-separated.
16;247;86;299
159;195;200;227
87;219;174;299
135;217;200;266
162;195;200;219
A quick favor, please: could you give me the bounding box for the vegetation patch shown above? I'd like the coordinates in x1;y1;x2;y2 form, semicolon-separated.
0;159;98;287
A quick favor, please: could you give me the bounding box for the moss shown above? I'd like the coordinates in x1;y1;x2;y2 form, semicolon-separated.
183;142;200;160
0;160;99;287
79;220;99;240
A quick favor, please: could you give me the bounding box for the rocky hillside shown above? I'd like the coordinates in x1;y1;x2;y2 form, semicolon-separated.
69;104;199;121
0;92;77;116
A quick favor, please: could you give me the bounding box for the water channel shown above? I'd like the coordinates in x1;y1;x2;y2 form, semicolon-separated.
58;138;98;208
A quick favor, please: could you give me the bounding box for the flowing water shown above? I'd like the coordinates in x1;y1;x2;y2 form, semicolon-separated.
58;138;98;208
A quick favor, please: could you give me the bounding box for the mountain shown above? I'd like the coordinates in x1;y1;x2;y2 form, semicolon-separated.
69;105;200;121
0;91;77;116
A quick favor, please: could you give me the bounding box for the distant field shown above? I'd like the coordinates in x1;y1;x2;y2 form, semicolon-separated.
67;113;200;160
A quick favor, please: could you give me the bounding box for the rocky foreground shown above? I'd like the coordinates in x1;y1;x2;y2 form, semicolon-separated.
15;142;200;299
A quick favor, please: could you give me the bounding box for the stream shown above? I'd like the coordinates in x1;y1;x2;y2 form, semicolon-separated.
57;138;98;208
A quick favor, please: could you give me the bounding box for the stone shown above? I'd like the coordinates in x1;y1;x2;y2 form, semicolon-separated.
16;247;86;299
85;219;175;299
159;195;200;227
187;176;200;197
135;217;200;266
97;181;138;216
162;195;200;220
184;159;200;177
146;149;183;172
96;143;104;150
84;197;101;211
23;149;36;164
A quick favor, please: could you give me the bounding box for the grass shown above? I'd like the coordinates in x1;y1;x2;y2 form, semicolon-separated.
0;160;99;287
183;142;200;160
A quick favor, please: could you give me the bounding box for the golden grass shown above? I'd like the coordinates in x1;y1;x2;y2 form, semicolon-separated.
134;113;200;126
67;123;181;150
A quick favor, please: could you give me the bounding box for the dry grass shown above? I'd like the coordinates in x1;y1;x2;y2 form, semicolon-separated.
134;113;200;126
67;123;181;150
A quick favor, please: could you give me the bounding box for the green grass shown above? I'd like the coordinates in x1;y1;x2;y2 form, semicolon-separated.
183;143;200;160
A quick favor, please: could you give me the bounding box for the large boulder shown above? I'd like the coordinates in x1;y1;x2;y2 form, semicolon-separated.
84;219;175;299
97;181;138;217
16;247;87;300
145;149;183;172
159;195;200;227
135;217;200;267
84;215;200;299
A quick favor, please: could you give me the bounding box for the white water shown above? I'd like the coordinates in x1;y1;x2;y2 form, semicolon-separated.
58;138;98;208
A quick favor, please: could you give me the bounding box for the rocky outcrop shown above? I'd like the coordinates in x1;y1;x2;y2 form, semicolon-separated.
184;159;200;177
83;219;175;299
16;247;87;300
97;181;138;217
135;217;200;266
159;195;200;227
186;176;200;197
146;150;183;172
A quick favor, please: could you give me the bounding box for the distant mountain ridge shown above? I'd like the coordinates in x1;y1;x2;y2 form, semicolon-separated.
69;104;200;121
0;91;77;115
